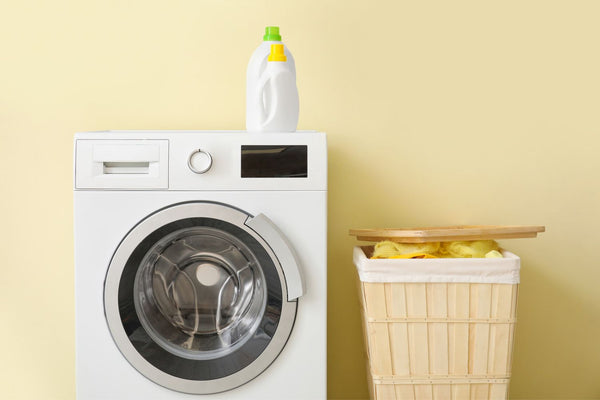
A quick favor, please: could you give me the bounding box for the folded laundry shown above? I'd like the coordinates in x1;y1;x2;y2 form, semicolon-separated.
371;239;502;259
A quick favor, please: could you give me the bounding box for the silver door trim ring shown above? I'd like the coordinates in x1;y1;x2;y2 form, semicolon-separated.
104;202;300;394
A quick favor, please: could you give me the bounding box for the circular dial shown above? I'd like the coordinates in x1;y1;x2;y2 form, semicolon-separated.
188;149;213;174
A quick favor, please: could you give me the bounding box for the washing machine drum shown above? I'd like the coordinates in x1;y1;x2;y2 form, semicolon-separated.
104;202;301;394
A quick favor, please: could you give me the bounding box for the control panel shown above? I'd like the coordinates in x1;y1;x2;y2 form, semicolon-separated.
74;131;326;191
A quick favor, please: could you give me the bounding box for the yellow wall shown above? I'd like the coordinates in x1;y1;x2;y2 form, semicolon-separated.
1;1;599;399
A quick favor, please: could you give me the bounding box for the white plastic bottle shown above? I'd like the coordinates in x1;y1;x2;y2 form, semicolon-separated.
251;44;299;132
246;26;298;132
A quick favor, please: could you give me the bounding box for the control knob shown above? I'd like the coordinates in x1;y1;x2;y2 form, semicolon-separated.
188;149;212;174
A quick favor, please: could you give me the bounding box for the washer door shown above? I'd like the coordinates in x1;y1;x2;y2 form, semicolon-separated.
104;202;303;394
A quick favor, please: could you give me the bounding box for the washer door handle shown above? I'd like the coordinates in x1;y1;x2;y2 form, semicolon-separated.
246;213;305;301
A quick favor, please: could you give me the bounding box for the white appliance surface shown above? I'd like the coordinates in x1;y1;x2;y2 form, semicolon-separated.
74;131;327;399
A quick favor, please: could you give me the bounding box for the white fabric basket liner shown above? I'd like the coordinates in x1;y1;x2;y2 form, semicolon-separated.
353;246;520;284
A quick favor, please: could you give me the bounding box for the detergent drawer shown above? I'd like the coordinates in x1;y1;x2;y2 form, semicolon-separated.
75;139;169;189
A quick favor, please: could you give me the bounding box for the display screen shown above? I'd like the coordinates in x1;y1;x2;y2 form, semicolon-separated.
241;145;308;178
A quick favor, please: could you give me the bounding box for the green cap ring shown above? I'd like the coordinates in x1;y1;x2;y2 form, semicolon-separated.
263;26;281;41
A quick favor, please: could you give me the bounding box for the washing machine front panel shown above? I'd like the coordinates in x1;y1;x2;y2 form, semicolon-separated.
104;202;300;394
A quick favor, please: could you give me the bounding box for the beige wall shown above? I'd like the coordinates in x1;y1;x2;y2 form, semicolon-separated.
2;1;600;399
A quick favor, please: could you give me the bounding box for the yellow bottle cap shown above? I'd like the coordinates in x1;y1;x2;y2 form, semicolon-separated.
268;44;287;62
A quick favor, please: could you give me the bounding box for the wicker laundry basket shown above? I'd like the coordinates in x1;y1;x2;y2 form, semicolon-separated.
350;226;544;400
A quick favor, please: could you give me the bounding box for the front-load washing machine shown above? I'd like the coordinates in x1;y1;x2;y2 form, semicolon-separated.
74;131;326;399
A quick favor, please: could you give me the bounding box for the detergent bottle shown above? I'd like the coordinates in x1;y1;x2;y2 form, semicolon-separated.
246;27;298;132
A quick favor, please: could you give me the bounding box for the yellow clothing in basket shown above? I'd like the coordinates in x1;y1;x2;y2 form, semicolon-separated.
439;240;500;258
371;240;502;259
484;250;503;258
387;252;438;259
371;241;440;259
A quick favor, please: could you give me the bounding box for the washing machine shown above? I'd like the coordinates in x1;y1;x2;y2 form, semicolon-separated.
74;130;327;399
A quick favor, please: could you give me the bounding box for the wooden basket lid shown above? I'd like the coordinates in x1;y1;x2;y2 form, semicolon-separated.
349;225;545;243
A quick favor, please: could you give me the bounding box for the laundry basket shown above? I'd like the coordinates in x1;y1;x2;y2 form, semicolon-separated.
349;226;544;400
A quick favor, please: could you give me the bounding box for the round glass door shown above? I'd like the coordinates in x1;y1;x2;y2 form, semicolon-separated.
104;202;299;394
134;226;267;360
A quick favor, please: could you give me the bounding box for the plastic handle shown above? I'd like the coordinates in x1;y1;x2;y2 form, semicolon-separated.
256;74;278;130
